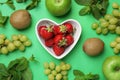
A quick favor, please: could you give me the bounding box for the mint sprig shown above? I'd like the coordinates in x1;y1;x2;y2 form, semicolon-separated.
73;70;99;80
0;0;15;10
26;0;41;10
75;0;109;20
0;11;8;27
0;57;32;80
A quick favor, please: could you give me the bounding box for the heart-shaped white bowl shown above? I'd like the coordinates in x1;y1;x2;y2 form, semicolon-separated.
35;18;82;59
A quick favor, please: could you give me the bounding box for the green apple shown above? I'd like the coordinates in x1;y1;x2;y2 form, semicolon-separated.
102;55;120;80
45;0;71;16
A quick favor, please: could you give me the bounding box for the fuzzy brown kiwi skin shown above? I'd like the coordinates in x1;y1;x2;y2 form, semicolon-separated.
83;38;104;56
10;9;31;30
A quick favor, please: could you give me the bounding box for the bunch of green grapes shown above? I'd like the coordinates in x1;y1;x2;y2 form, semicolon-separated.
0;34;10;54
12;34;32;51
43;62;71;80
110;37;120;54
0;34;32;55
91;2;120;35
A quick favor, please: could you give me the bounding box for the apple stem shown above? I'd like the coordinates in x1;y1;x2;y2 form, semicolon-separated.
56;0;61;3
114;67;120;71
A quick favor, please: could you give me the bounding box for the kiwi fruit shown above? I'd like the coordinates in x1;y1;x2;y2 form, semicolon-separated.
10;9;31;30
83;38;104;56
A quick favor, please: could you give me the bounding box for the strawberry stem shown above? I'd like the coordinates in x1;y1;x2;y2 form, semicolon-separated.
60;25;67;33
58;38;67;47
45;26;53;32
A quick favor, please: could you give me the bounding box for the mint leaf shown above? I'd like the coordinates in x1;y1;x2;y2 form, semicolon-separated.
6;0;15;10
74;76;85;80
91;5;102;20
22;68;32;80
8;70;22;80
26;0;40;10
16;0;27;3
0;63;9;77
79;6;91;16
8;57;28;71
0;11;8;27
100;0;109;15
15;57;28;71
73;70;100;80
85;73;99;80
75;0;93;6
73;70;84;76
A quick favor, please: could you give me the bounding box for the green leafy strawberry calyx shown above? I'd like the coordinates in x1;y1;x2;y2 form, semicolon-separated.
45;26;53;32
60;25;67;33
58;38;67;47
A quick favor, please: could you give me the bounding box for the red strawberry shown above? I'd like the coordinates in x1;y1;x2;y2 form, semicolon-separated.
64;23;73;33
53;25;67;35
45;38;54;47
38;26;54;40
54;35;67;47
65;35;74;46
53;45;65;56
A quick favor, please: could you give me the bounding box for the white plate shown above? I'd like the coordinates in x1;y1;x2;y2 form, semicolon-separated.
35;18;82;59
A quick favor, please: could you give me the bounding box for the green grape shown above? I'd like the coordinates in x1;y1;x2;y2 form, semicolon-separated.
112;10;119;17
48;74;54;80
1;47;8;54
51;70;57;76
104;14;113;20
55;73;62;80
7;42;16;52
100;21;109;28
99;18;106;23
61;71;68;76
112;2;119;9
18;34;23;39
55;65;61;73
0;34;6;40
20;35;28;42
0;38;4;44
63;76;68;80
4;39;11;45
115;43;120;50
109;17;118;25
110;41;117;48
18;44;25;51
12;34;19;41
23;40;32;46
115;27;120;35
44;62;49;69
113;48;119;54
44;69;51;75
102;28;108;35
115;37;120;43
13;40;22;47
91;22;99;30
96;27;102;34
66;64;71;70
61;65;67;71
60;62;65;66
112;9;119;17
108;25;116;31
49;62;55;70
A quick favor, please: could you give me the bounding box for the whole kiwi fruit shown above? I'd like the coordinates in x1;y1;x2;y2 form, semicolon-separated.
10;9;31;30
83;38;104;56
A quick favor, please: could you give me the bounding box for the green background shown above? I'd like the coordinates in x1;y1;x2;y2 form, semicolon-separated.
0;0;119;80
